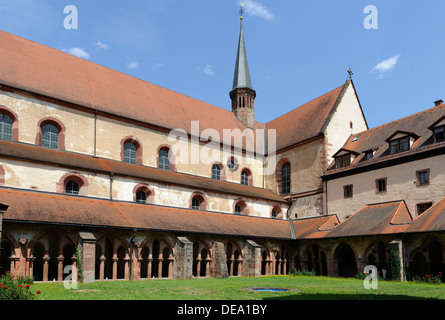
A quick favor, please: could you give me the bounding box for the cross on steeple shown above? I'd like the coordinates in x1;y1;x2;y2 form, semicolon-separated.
347;68;354;80
239;2;245;20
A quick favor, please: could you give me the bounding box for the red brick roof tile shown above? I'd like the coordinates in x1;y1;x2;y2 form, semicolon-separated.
406;197;445;233
0;188;293;239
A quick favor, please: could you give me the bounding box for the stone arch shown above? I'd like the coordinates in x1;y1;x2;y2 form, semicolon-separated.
334;242;357;278
95;233;130;280
226;241;243;276
408;237;445;281
139;235;174;279
191;239;212;277
35;117;66;150
28;229;77;282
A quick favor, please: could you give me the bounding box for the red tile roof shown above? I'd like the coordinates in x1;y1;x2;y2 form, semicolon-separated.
291;215;340;239
0;188;293;240
266;82;348;151
406;197;445;233
326;201;413;238
325;104;445;177
0;30;349;154
0;140;287;203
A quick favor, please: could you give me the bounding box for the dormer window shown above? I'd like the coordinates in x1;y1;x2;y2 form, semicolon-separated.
364;150;374;160
335;154;351;169
433;126;444;143
386;131;419;155
390;136;409;154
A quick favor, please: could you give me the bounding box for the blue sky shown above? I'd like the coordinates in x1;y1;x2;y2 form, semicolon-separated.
0;0;444;129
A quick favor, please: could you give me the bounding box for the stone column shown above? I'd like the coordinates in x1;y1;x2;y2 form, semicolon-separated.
389;239;405;281
78;232;96;283
210;242;228;278
175;236;193;280
0;203;8;250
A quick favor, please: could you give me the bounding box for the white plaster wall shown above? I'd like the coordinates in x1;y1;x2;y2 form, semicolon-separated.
327;154;445;221
324;82;368;163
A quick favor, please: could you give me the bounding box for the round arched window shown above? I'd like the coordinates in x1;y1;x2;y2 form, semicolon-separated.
65;180;79;195
136;190;147;203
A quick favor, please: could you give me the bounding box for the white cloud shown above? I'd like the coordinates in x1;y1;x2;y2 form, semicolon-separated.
151;63;164;71
62;48;90;60
94;41;109;50
128;61;139;69
371;54;401;75
203;65;215;75
242;0;275;21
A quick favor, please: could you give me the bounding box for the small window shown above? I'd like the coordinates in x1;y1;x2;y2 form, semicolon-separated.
417;169;430;186
417;202;432;215
376;178;387;193
434;126;445;143
42;124;59;149
335;154;351;169
136;190;147;203
124;141;137;164
0;113;13;141
281;162;291;194
343;185;353;198
364;151;373;160
240;169;251;186
158;148;170;170
192;197;200;210
271;210;277;218
235;204;242;215
390;137;410;154
212;164;221;180
65;180;79;195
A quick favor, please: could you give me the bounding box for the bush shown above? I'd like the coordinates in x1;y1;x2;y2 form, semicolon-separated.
411;272;442;284
0;271;41;300
354;271;384;281
288;269;316;277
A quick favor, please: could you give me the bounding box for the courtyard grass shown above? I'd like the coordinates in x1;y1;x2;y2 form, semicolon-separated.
29;275;445;300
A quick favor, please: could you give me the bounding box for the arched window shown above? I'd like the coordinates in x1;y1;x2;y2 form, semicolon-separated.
281;162;291;194
271;210;277;219
65;180;79;195
240;169;252;186
234;200;247;215
0;113;13;141
190;193;206;210
42;124;59;149
212;164;221;180
124;141;137;164
158;148;170;170
192;197;200;210
136;190;147;203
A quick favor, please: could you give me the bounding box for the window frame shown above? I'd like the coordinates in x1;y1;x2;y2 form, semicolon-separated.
375;177;387;193
158;148;170;171
433;125;445;143
37;118;66;150
416;169;430;187
343;185;353;198
65;180;80;195
416;202;433;216
389;136;410;154
212;164;221;180
123;141;138;165
335;154;351;169
281;162;291;194
0;113;13;141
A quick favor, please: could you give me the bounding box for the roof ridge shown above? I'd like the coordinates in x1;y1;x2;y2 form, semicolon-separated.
351;104;445;137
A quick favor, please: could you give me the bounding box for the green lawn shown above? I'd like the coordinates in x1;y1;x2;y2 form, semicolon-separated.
29;275;445;300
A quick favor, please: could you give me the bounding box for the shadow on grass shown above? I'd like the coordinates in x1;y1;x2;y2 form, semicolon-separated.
263;293;436;300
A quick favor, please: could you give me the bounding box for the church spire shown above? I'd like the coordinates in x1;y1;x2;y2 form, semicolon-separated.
232;16;252;90
230;5;256;128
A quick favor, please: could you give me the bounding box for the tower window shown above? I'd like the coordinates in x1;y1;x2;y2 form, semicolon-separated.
0;113;12;141
42;124;59;149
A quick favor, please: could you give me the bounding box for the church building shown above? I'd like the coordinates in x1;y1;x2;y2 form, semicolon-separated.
0;15;443;283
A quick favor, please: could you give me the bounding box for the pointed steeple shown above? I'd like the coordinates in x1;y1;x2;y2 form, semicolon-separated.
232;19;252;90
230;13;256;128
